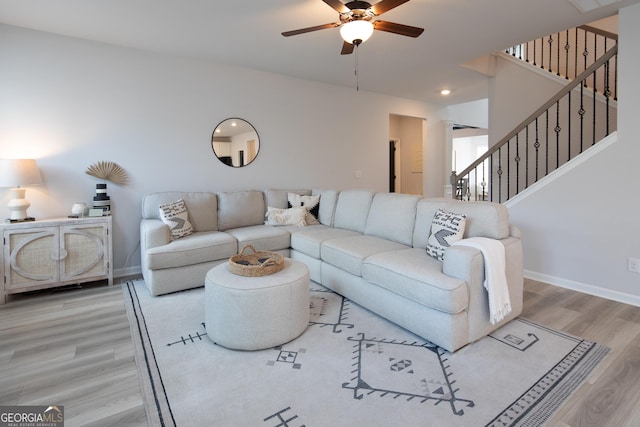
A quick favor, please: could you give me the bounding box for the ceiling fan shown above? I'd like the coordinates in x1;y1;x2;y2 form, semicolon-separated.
282;0;424;55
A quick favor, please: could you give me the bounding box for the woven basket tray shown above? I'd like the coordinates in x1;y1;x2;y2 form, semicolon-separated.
229;244;285;277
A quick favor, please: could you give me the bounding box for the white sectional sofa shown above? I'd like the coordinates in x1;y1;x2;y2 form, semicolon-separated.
140;188;523;351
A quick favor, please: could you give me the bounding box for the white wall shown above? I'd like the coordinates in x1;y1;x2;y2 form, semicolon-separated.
447;99;489;129
502;4;640;304
0;24;446;276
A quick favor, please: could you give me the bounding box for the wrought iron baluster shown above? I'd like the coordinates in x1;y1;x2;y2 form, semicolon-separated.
568;92;571;160
579;82;585;153
548;34;553;72
481;160;487;201
514;134;519;195
545;111;549;176
497;149;503;203
473;166;478;200
534;118;540;181
592;68;597;146
506;138;511;199
605;58;611;136
574;28;579;80
583;30;588;85
525;125;530;190
556;32;561;76
564;30;570;79
555;101;561;168
614;54;618;101
490;154;494;202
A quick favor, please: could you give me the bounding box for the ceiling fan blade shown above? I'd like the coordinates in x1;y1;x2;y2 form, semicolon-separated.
341;41;355;55
282;22;341;37
323;0;351;13
370;0;411;16
373;20;424;37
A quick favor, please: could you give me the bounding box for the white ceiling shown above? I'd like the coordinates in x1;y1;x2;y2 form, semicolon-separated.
1;0;638;105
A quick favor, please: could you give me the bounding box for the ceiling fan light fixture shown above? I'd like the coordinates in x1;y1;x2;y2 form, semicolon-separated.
340;20;374;45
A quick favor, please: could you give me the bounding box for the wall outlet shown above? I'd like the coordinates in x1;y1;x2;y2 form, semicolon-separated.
629;257;640;274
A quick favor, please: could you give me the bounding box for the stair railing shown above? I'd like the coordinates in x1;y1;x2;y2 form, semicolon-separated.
505;25;618;100
452;45;617;203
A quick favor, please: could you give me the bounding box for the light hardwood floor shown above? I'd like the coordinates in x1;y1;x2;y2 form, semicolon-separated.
1;278;639;426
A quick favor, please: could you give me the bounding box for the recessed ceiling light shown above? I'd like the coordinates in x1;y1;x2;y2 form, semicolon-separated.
441;89;451;96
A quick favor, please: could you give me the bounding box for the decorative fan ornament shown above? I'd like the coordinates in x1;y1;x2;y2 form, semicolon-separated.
85;161;128;185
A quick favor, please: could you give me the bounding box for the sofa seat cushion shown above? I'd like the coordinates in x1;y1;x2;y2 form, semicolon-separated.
290;226;361;259
146;231;237;270
225;225;291;252
321;235;409;276
362;248;468;314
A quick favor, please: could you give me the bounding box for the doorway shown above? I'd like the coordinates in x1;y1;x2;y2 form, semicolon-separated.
389;114;423;195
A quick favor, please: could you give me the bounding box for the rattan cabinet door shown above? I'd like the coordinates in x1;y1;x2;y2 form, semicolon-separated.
60;223;109;283
3;226;60;290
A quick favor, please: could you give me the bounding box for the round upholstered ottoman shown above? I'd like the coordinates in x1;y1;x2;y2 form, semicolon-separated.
205;258;310;350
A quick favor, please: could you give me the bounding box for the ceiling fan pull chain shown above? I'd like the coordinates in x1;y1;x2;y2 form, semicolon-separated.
355;44;360;91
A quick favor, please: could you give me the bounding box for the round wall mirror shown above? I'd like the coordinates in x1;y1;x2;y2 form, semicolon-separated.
211;118;260;167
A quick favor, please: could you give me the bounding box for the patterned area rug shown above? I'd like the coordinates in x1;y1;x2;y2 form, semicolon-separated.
123;279;609;427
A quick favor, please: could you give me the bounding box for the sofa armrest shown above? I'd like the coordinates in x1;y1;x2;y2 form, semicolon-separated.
442;236;524;343
442;245;485;287
141;219;171;251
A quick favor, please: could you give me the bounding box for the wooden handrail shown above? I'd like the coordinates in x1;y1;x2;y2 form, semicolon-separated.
578;24;618;41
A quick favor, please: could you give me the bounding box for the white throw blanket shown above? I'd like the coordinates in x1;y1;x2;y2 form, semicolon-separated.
453;237;512;324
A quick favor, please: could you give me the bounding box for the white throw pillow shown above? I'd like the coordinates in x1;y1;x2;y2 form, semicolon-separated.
288;193;320;225
265;206;307;226
158;199;194;240
426;209;467;261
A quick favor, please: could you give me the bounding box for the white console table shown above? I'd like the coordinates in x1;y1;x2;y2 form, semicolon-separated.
0;216;113;304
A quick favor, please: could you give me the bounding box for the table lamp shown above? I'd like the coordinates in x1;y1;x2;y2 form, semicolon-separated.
0;158;43;222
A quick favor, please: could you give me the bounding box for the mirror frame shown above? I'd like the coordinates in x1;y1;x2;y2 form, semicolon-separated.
211;118;260;167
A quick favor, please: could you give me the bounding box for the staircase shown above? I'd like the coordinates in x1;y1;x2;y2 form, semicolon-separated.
452;25;618;203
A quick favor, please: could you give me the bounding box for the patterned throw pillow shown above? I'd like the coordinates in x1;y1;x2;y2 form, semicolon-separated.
288;193;320;225
426;209;467;261
158;199;194;240
264;206;307;226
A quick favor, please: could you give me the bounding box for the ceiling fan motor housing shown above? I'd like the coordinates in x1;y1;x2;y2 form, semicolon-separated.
341;1;375;23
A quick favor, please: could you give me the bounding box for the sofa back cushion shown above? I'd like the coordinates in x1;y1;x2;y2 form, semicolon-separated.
333;190;374;233
413;198;510;249
217;190;265;231
265;189;312;209
364;193;419;246
312;189;338;226
142;191;218;232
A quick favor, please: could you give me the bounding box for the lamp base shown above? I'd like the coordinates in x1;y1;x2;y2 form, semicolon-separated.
5;217;36;223
7;188;33;221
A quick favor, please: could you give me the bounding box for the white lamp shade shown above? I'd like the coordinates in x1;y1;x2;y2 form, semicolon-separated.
340;20;374;44
0;158;43;188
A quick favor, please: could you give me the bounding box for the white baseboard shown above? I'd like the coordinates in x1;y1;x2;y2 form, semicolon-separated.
114;265;142;280
525;270;640;307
